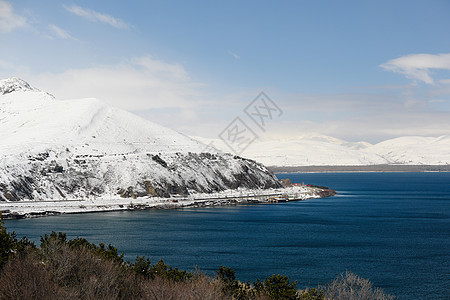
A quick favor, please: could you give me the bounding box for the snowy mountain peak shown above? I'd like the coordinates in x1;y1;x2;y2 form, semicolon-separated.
0;77;40;95
0;79;282;202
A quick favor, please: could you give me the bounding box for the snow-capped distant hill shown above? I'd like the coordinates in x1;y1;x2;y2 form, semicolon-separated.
194;133;450;167
0;78;280;202
194;135;388;166
365;136;450;165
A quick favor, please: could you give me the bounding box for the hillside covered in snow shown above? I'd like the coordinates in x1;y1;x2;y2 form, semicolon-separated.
0;78;282;202
194;133;450;167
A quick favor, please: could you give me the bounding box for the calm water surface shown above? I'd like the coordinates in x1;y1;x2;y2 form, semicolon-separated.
4;172;450;299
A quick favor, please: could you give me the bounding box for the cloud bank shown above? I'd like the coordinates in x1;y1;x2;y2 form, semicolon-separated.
381;53;450;84
27;55;204;111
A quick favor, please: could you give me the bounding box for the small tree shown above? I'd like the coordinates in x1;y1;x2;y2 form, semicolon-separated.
217;266;239;295
0;218;15;269
144;259;192;282
256;274;298;300
0;216;35;269
130;255;152;277
216;266;256;300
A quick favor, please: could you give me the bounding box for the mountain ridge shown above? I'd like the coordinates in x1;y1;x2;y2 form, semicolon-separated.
0;78;282;202
193;134;450;167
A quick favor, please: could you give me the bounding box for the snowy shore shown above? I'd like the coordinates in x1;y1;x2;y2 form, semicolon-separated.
0;186;335;219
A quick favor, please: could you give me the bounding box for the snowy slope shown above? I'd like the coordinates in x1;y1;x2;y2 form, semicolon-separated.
365;136;450;165
194;135;389;166
0;78;206;156
0;78;281;201
194;133;450;166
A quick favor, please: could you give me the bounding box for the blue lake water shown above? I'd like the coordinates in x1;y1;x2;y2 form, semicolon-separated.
4;172;450;299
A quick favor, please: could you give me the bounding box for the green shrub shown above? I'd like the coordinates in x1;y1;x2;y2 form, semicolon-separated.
148;258;193;282
130;255;152;276
130;257;193;282
0;220;16;269
40;232;125;264
0;218;35;269
216;266;264;300
255;274;298;300
217;266;239;294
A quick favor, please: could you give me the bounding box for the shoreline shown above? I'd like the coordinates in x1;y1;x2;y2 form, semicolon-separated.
270;164;450;173
0;186;336;220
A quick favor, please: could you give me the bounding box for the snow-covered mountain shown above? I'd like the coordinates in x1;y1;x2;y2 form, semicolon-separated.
194;133;450;167
365;136;450;165
0;78;280;201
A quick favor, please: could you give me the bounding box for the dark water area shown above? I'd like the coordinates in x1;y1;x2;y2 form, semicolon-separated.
4;172;450;299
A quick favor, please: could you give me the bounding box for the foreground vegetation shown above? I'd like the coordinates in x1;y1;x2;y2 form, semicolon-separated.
0;220;394;299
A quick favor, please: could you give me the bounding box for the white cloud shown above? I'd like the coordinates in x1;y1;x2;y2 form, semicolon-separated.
381;53;450;84
64;4;130;29
48;24;77;40
228;50;240;60
0;0;27;34
131;56;190;81
27;55;204;111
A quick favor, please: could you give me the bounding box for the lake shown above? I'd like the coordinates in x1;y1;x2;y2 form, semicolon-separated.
4;172;450;299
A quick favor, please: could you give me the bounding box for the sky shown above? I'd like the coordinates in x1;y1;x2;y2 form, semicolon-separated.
1;0;450;143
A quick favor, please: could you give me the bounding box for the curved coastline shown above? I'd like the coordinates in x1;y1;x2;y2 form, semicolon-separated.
0;186;337;219
270;164;450;173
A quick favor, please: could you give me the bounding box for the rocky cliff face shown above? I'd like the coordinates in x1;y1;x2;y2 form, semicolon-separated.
0;78;280;201
0;151;280;201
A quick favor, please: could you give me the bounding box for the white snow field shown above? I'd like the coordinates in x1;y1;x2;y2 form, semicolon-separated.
0;78;206;157
194;133;450;167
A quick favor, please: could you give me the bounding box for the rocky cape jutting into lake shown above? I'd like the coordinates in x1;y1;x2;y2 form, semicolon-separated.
0;78;335;218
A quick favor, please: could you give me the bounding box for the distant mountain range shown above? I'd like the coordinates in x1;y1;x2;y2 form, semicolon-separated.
0;78;280;202
193;133;450;167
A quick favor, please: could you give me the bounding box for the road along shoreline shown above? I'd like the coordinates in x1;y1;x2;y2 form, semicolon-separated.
0;186;336;219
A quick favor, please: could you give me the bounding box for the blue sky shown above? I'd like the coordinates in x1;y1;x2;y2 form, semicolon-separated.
1;0;450;143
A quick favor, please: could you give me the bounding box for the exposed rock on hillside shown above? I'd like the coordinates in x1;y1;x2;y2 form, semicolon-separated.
0;78;280;202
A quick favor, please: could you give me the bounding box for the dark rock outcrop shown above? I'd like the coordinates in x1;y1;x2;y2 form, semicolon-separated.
0;151;281;201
